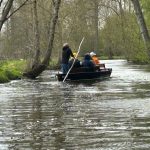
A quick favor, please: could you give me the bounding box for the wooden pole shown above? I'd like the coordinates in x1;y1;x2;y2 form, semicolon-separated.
63;37;85;82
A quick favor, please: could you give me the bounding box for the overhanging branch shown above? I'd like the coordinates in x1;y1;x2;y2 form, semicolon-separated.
6;0;30;20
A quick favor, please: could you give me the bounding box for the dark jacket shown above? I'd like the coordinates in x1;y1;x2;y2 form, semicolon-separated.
82;54;95;68
69;58;81;68
61;46;74;64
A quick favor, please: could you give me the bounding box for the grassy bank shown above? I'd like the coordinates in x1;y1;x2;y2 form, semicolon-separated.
0;60;26;83
0;59;59;83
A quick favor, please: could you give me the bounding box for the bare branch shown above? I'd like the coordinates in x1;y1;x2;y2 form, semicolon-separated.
0;0;14;31
52;0;56;7
6;0;30;20
0;0;3;7
99;4;120;16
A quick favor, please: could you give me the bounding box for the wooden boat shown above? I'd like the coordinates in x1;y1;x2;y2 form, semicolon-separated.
56;64;112;81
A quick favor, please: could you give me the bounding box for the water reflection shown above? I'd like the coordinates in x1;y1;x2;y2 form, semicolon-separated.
0;60;150;149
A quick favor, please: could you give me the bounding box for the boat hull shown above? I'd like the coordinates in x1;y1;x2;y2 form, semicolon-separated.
56;68;112;81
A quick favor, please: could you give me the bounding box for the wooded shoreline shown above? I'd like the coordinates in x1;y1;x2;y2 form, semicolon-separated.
0;0;150;80
0;56;148;83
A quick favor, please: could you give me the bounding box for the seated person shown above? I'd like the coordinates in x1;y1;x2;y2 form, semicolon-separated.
90;52;100;65
69;52;81;68
82;53;95;71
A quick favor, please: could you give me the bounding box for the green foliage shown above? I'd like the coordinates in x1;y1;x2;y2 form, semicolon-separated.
0;70;9;83
141;0;150;24
5;70;20;80
100;11;149;63
0;60;26;83
0;0;150;65
132;49;149;64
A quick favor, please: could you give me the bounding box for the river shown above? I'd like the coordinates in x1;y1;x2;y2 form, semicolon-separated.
0;59;150;150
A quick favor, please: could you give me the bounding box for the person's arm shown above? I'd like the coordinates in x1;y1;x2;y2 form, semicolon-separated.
70;49;75;58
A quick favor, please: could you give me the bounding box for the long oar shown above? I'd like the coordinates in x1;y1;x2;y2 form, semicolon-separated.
63;37;85;82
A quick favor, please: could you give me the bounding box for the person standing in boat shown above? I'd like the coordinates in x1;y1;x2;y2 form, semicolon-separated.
61;43;74;74
90;52;100;65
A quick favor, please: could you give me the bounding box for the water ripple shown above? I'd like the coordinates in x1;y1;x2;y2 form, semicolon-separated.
0;60;150;149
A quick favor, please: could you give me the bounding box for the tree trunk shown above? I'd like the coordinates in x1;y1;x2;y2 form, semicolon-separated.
118;0;127;51
93;0;99;53
57;18;63;65
42;0;61;65
0;0;14;32
131;0;150;56
23;0;61;79
32;0;41;67
10;3;15;51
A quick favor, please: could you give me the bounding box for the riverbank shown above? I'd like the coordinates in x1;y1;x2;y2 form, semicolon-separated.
0;59;59;83
0;60;26;83
0;56;144;83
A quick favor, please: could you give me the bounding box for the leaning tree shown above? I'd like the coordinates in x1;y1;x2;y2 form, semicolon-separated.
23;0;61;79
131;0;150;57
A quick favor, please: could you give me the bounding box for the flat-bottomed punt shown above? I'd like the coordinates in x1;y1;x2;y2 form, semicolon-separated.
56;64;112;81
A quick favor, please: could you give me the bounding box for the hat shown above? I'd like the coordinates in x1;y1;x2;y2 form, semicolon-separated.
63;43;69;47
90;52;96;57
